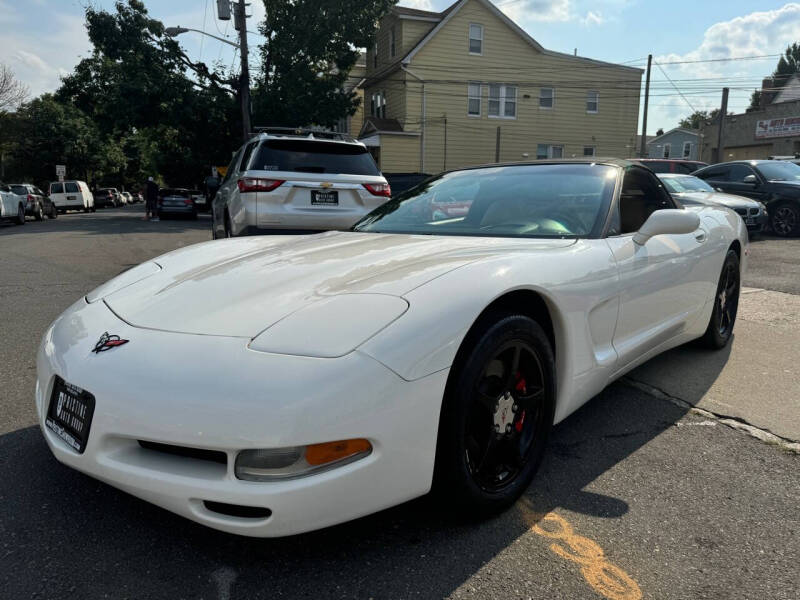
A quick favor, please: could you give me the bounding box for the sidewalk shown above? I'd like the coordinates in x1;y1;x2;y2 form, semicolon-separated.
628;287;800;442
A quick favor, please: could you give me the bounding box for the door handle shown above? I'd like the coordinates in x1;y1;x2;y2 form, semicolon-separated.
695;231;707;243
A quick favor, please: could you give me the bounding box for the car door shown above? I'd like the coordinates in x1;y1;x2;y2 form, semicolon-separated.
213;145;246;234
605;167;710;370
719;164;768;202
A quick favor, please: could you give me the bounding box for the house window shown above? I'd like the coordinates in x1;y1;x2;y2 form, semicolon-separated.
587;91;598;113
537;144;563;159
469;23;483;54
540;87;554;109
371;91;386;118
663;143;671;158
583;146;596;157
468;82;481;116
683;141;692;158
390;26;396;58
373;41;378;68
488;84;516;118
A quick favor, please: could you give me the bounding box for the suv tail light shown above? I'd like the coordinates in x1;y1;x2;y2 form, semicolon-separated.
27;194;34;204
363;183;392;197
238;178;284;193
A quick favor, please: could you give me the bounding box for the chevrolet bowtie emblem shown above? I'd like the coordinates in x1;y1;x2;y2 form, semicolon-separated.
320;182;333;189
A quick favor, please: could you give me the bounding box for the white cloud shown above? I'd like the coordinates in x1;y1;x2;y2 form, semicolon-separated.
580;10;604;26
652;3;800;127
502;0;572;23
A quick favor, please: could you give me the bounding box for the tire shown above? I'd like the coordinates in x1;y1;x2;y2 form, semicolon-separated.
224;211;233;238
48;204;57;219
34;204;44;221
15;203;25;225
770;201;800;237
698;249;740;349
432;312;556;516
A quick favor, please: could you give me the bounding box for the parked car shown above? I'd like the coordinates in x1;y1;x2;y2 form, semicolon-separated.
657;173;767;234
93;188;118;208
49;181;95;213
693;160;800;237
189;189;205;211
0;181;26;225
121;192;133;205
10;183;57;220
212;129;390;238
158;188;197;219
37;159;747;536
635;159;708;174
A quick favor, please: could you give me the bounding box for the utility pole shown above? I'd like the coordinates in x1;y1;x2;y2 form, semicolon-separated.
234;0;252;141
715;87;729;164
639;54;652;158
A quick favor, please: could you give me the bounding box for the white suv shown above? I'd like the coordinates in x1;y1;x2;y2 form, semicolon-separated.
212;129;390;238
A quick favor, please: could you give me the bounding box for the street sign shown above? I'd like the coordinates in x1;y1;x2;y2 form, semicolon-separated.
216;166;228;177
56;165;66;179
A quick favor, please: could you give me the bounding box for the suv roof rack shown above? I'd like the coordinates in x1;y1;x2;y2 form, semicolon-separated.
251;127;357;143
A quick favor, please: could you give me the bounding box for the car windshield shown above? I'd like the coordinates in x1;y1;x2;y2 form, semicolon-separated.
757;161;800;181
10;185;27;195
353;163;617;238
249;140;380;175
660;176;714;193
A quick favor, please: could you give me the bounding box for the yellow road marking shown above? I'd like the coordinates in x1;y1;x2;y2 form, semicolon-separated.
523;508;642;600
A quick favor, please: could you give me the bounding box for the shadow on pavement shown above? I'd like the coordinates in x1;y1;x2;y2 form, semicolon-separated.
1;379;709;599
0;206;213;237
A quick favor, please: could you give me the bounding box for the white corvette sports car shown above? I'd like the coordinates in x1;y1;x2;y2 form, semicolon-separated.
37;160;746;537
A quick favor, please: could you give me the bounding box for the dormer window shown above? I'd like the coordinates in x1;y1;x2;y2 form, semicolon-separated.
469;24;483;55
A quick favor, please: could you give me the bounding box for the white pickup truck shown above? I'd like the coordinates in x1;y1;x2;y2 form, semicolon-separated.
0;182;25;225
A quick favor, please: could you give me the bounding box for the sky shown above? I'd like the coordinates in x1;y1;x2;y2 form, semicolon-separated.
1;0;800;134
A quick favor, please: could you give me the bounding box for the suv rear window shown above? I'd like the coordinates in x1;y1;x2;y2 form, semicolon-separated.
160;189;189;197
249;140;380;175
11;185;27;195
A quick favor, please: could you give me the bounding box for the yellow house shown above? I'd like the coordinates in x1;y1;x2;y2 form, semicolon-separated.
361;0;643;174
335;52;367;138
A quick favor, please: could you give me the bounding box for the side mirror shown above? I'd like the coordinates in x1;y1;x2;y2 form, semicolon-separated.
633;209;700;245
743;174;758;184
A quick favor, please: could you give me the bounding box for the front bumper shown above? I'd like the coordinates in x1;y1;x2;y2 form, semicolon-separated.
36;298;446;537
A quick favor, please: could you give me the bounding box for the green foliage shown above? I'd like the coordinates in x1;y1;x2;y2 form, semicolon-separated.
678;109;721;130
4;95;125;187
252;0;396;127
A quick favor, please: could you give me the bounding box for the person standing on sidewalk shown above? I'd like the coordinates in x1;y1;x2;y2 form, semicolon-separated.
145;177;160;222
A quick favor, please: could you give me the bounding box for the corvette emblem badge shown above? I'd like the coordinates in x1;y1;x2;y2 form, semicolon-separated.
92;332;129;354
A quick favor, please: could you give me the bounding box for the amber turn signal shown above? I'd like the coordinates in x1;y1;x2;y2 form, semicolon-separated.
305;439;372;466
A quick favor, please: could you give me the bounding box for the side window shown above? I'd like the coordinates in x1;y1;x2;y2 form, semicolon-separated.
223;147;244;183
618;168;674;234
51;183;64;194
727;164;755;182
238;141;259;173
697;166;729;181
65;182;79;193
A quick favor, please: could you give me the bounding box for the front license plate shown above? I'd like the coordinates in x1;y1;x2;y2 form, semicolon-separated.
311;190;339;206
45;377;96;454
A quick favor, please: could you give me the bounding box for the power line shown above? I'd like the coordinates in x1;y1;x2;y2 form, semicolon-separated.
654;60;697;113
199;0;209;62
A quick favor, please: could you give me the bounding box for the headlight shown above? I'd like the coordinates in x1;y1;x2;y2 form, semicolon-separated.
235;439;372;481
86;261;162;303
758;202;767;215
249;293;408;357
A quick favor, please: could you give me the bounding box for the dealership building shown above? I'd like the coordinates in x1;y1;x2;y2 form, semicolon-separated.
699;76;800;163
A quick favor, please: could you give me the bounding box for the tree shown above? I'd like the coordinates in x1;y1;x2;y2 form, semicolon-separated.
748;43;800;109
252;0;396;128
0;63;28;112
656;128;664;136
6;95;125;187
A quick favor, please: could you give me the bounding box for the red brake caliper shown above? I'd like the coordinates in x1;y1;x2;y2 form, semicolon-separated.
515;374;526;432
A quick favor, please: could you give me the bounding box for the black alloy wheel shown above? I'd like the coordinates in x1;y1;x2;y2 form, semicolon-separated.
699;249;740;349
770;201;800;237
434;313;555;515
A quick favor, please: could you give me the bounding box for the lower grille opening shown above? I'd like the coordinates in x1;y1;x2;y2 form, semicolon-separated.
203;501;272;519
138;440;227;465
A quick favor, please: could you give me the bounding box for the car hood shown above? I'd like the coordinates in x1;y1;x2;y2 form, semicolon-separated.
103;231;576;337
676;191;758;209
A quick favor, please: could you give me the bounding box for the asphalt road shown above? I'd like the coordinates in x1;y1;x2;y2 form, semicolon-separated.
1;206;797;600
